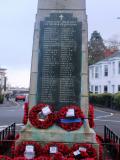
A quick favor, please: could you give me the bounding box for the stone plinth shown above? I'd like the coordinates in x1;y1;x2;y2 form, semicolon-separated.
18;1;99;159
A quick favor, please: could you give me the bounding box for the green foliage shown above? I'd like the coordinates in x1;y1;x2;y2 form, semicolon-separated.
89;93;113;108
113;93;120;109
0;95;4;104
88;31;106;65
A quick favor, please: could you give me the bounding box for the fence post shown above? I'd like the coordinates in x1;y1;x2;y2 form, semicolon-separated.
104;126;107;142
117;138;120;160
0;132;1;141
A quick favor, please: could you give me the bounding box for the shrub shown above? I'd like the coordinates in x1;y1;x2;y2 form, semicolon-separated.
89;93;113;108
113;93;120;110
0;95;4;104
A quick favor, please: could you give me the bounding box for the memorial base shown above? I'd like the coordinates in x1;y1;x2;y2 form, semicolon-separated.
17;124;96;144
16;124;100;159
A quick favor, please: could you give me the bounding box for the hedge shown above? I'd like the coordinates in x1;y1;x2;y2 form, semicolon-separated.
0;95;4;104
113;93;120;110
89;93;120;110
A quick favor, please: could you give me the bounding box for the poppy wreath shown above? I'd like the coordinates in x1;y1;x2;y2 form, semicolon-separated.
43;142;70;156
0;155;12;160
23;102;29;125
96;135;103;160
88;104;95;128
15;141;42;157
13;157;28;160
69;143;97;159
58;105;85;131
0;134;14;155
35;155;74;160
11;134;20;157
29;103;55;129
35;156;52;160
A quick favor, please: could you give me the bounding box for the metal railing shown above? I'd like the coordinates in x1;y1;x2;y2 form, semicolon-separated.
0;123;16;154
104;125;120;160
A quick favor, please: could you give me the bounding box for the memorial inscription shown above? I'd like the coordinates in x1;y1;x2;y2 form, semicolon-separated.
37;13;82;110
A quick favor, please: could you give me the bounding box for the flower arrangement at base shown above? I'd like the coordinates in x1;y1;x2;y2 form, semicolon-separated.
58;105;85;131
43;142;70;157
29;103;55;129
11;134;20;157
13;157;28;160
69;143;97;160
0;155;12;160
96;135;103;160
15;141;42;157
23;102;29;125
88;104;95;128
35;155;74;160
35;156;52;160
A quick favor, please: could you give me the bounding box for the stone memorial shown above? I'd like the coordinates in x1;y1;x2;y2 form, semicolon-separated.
19;0;98;154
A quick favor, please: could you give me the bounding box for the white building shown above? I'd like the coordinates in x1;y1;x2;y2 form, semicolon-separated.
0;67;7;94
89;51;120;94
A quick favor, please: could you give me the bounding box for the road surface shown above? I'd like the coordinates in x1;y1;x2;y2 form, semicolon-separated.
0;101;120;137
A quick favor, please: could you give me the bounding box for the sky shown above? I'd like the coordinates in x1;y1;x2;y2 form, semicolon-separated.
0;0;120;88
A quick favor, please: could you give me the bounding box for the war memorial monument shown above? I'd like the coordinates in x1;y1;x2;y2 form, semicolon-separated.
18;0;99;159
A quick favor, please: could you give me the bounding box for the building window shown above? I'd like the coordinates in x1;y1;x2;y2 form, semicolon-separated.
112;85;115;93
100;66;102;78
99;85;101;93
113;62;115;75
104;65;108;76
91;85;94;92
118;62;120;74
91;68;94;78
118;85;120;92
95;67;99;78
104;85;108;93
95;86;98;93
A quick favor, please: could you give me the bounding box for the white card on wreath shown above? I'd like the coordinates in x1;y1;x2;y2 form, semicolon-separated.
73;150;81;156
50;146;58;154
79;147;87;152
25;145;35;152
66;109;75;117
42;106;51;116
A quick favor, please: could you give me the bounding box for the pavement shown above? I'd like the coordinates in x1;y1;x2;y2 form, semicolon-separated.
94;106;120;137
0;99;24;132
95;106;120;114
0;100;120;137
0;99;17;107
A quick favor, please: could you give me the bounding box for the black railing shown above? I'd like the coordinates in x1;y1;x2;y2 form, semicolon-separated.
104;125;120;160
0;123;16;154
0;123;15;141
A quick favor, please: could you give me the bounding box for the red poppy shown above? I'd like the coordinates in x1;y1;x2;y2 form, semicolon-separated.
88;104;95;128
43;142;70;156
13;157;28;160
23;102;29;125
29;104;55;129
58;105;85;131
15;141;42;157
70;143;97;160
0;155;12;160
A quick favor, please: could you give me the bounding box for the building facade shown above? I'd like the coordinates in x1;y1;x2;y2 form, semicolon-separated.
89;51;120;94
0;68;7;94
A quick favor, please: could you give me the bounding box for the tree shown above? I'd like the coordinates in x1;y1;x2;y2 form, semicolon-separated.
105;39;120;51
88;31;106;65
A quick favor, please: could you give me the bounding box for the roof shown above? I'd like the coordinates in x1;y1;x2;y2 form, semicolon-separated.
105;50;120;59
90;51;120;66
0;68;7;71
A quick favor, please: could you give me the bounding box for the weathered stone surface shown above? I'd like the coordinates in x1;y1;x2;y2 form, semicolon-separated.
30;0;88;116
20;1;97;153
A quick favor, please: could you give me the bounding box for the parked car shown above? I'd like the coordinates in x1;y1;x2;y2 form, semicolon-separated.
15;94;26;101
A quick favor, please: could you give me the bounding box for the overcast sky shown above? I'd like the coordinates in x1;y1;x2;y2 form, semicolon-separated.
0;0;120;87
